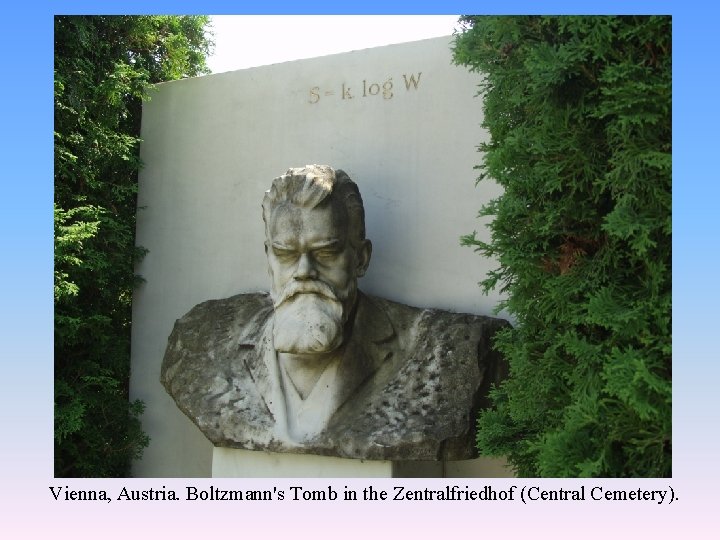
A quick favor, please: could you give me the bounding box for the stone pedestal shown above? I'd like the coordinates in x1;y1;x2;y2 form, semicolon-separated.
212;448;513;478
212;448;392;477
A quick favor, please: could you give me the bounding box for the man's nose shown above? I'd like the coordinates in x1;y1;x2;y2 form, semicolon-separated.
294;252;318;280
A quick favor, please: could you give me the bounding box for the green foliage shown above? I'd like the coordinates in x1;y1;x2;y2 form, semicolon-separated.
453;16;671;477
54;15;212;476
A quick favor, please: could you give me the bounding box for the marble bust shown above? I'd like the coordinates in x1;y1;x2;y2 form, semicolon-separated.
161;165;509;460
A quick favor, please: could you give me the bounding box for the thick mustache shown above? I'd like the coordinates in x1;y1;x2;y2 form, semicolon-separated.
273;280;339;308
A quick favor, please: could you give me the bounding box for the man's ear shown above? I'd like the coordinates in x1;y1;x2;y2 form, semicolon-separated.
355;239;372;277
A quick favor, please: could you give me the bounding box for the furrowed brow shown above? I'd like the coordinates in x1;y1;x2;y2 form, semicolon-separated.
310;239;341;250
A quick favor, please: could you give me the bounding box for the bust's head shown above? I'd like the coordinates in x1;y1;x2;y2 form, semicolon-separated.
262;165;372;354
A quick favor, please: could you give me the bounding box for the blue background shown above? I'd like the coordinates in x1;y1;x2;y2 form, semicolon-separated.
0;1;712;537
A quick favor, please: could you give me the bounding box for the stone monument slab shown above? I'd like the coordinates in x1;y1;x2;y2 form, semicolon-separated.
131;37;508;477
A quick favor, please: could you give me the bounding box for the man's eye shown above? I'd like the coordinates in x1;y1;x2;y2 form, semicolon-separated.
273;248;297;260
314;249;338;260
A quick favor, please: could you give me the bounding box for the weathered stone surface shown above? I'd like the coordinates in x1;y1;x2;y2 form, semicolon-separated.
160;165;509;462
162;291;509;461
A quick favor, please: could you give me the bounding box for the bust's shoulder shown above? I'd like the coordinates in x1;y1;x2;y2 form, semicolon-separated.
169;292;273;342
162;292;272;385
335;292;511;460
361;292;510;340
179;291;272;318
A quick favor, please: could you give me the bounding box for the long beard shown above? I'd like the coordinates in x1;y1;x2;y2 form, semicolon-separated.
271;280;353;354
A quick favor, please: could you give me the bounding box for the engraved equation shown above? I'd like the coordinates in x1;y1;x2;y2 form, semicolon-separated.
308;72;422;104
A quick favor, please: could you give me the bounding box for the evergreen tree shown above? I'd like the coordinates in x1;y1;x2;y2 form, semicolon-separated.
54;15;212;476
453;16;671;477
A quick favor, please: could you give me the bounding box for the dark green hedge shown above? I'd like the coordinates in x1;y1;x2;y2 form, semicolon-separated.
54;16;212;476
454;16;671;477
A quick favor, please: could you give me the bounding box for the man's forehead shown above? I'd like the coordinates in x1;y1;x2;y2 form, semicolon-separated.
268;201;348;241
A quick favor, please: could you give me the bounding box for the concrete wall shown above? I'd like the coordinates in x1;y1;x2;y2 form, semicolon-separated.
130;36;506;477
